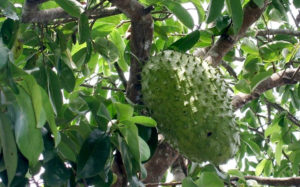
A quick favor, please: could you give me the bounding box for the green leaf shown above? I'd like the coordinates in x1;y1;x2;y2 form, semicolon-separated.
182;177;198;187
196;172;224;187
110;29;128;71
206;0;225;23
294;0;300;8
54;0;84;18
14;86;44;166
0;45;9;69
227;0;243;34
168;30;200;52
1;18;19;49
228;169;245;181
77;130;110;179
253;0;265;8
119;122;141;164
0;0;18;20
78;13;91;44
255;159;267;176
94;37;119;63
114;102;134;121
242;137;260;156
139;137;150;162
20;76;47;128
57;59;76;93
264;159;272;176
162;1;194;29
42;156;71;186
235;79;251;93
47;68;63;115
129;116;157;127
250;70;273;91
0;114;17;186
241;38;259;55
275;141;283;166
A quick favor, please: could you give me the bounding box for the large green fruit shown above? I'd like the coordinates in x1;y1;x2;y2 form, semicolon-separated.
141;50;239;165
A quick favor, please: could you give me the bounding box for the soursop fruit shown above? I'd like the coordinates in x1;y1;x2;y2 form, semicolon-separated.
141;50;239;165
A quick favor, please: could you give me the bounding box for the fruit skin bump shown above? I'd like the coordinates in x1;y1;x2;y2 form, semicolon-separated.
141;50;240;165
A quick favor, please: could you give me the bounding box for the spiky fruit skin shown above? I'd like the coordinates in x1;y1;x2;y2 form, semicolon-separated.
141;50;239;165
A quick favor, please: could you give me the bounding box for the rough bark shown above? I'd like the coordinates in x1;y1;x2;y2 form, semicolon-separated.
143;142;179;185
231;176;300;186
256;29;300;37
200;1;268;66
232;68;300;109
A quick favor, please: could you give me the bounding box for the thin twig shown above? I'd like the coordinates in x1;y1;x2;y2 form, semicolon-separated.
114;63;127;89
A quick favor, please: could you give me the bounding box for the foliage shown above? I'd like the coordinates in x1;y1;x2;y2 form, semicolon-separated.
0;0;300;186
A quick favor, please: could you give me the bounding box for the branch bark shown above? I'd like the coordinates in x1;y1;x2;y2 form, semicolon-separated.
203;1;268;66
21;0;121;23
256;29;300;37
232;68;300;109
231;176;300;186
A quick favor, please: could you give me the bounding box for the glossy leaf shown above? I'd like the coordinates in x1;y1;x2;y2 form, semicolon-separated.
206;0;225;23
182;177;198;187
162;1;194;29
77;130;110;179
54;0;84;18
94;37;119;63
78;13;91;44
196;172;224;187
168;30;200;52
47;69;63;115
0;114;17;186
227;0;243;34
14;86;43;166
129;116;157;127
255;159;267;176
114;102;134;121
57;59;76;93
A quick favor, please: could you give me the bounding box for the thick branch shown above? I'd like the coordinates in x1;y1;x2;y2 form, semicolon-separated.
256;29;300;37
143;142;179;185
232;176;300;186
232;68;300;109
204;1;268;66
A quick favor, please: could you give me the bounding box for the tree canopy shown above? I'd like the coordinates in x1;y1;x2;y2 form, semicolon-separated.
1;0;300;186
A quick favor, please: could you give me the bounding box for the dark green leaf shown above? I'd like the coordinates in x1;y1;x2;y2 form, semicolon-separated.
57;58;76;93
168;30;200;52
94;37;119;63
0;45;9;69
78;13;91;44
42;156;71;186
119;122;140;164
1;18;19;49
77;130;110;179
206;0;225;23
253;0;265;8
54;0;84;18
14;86;43;166
0;114;17;186
294;0;300;8
47;68;63;115
182;177;198;187
227;0;243;34
162;1;194;29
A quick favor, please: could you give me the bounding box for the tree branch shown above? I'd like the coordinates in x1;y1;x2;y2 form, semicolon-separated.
232;68;300;109
264;99;300;128
256;29;300;37
203;0;268;66
21;0;121;23
231;176;300;186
